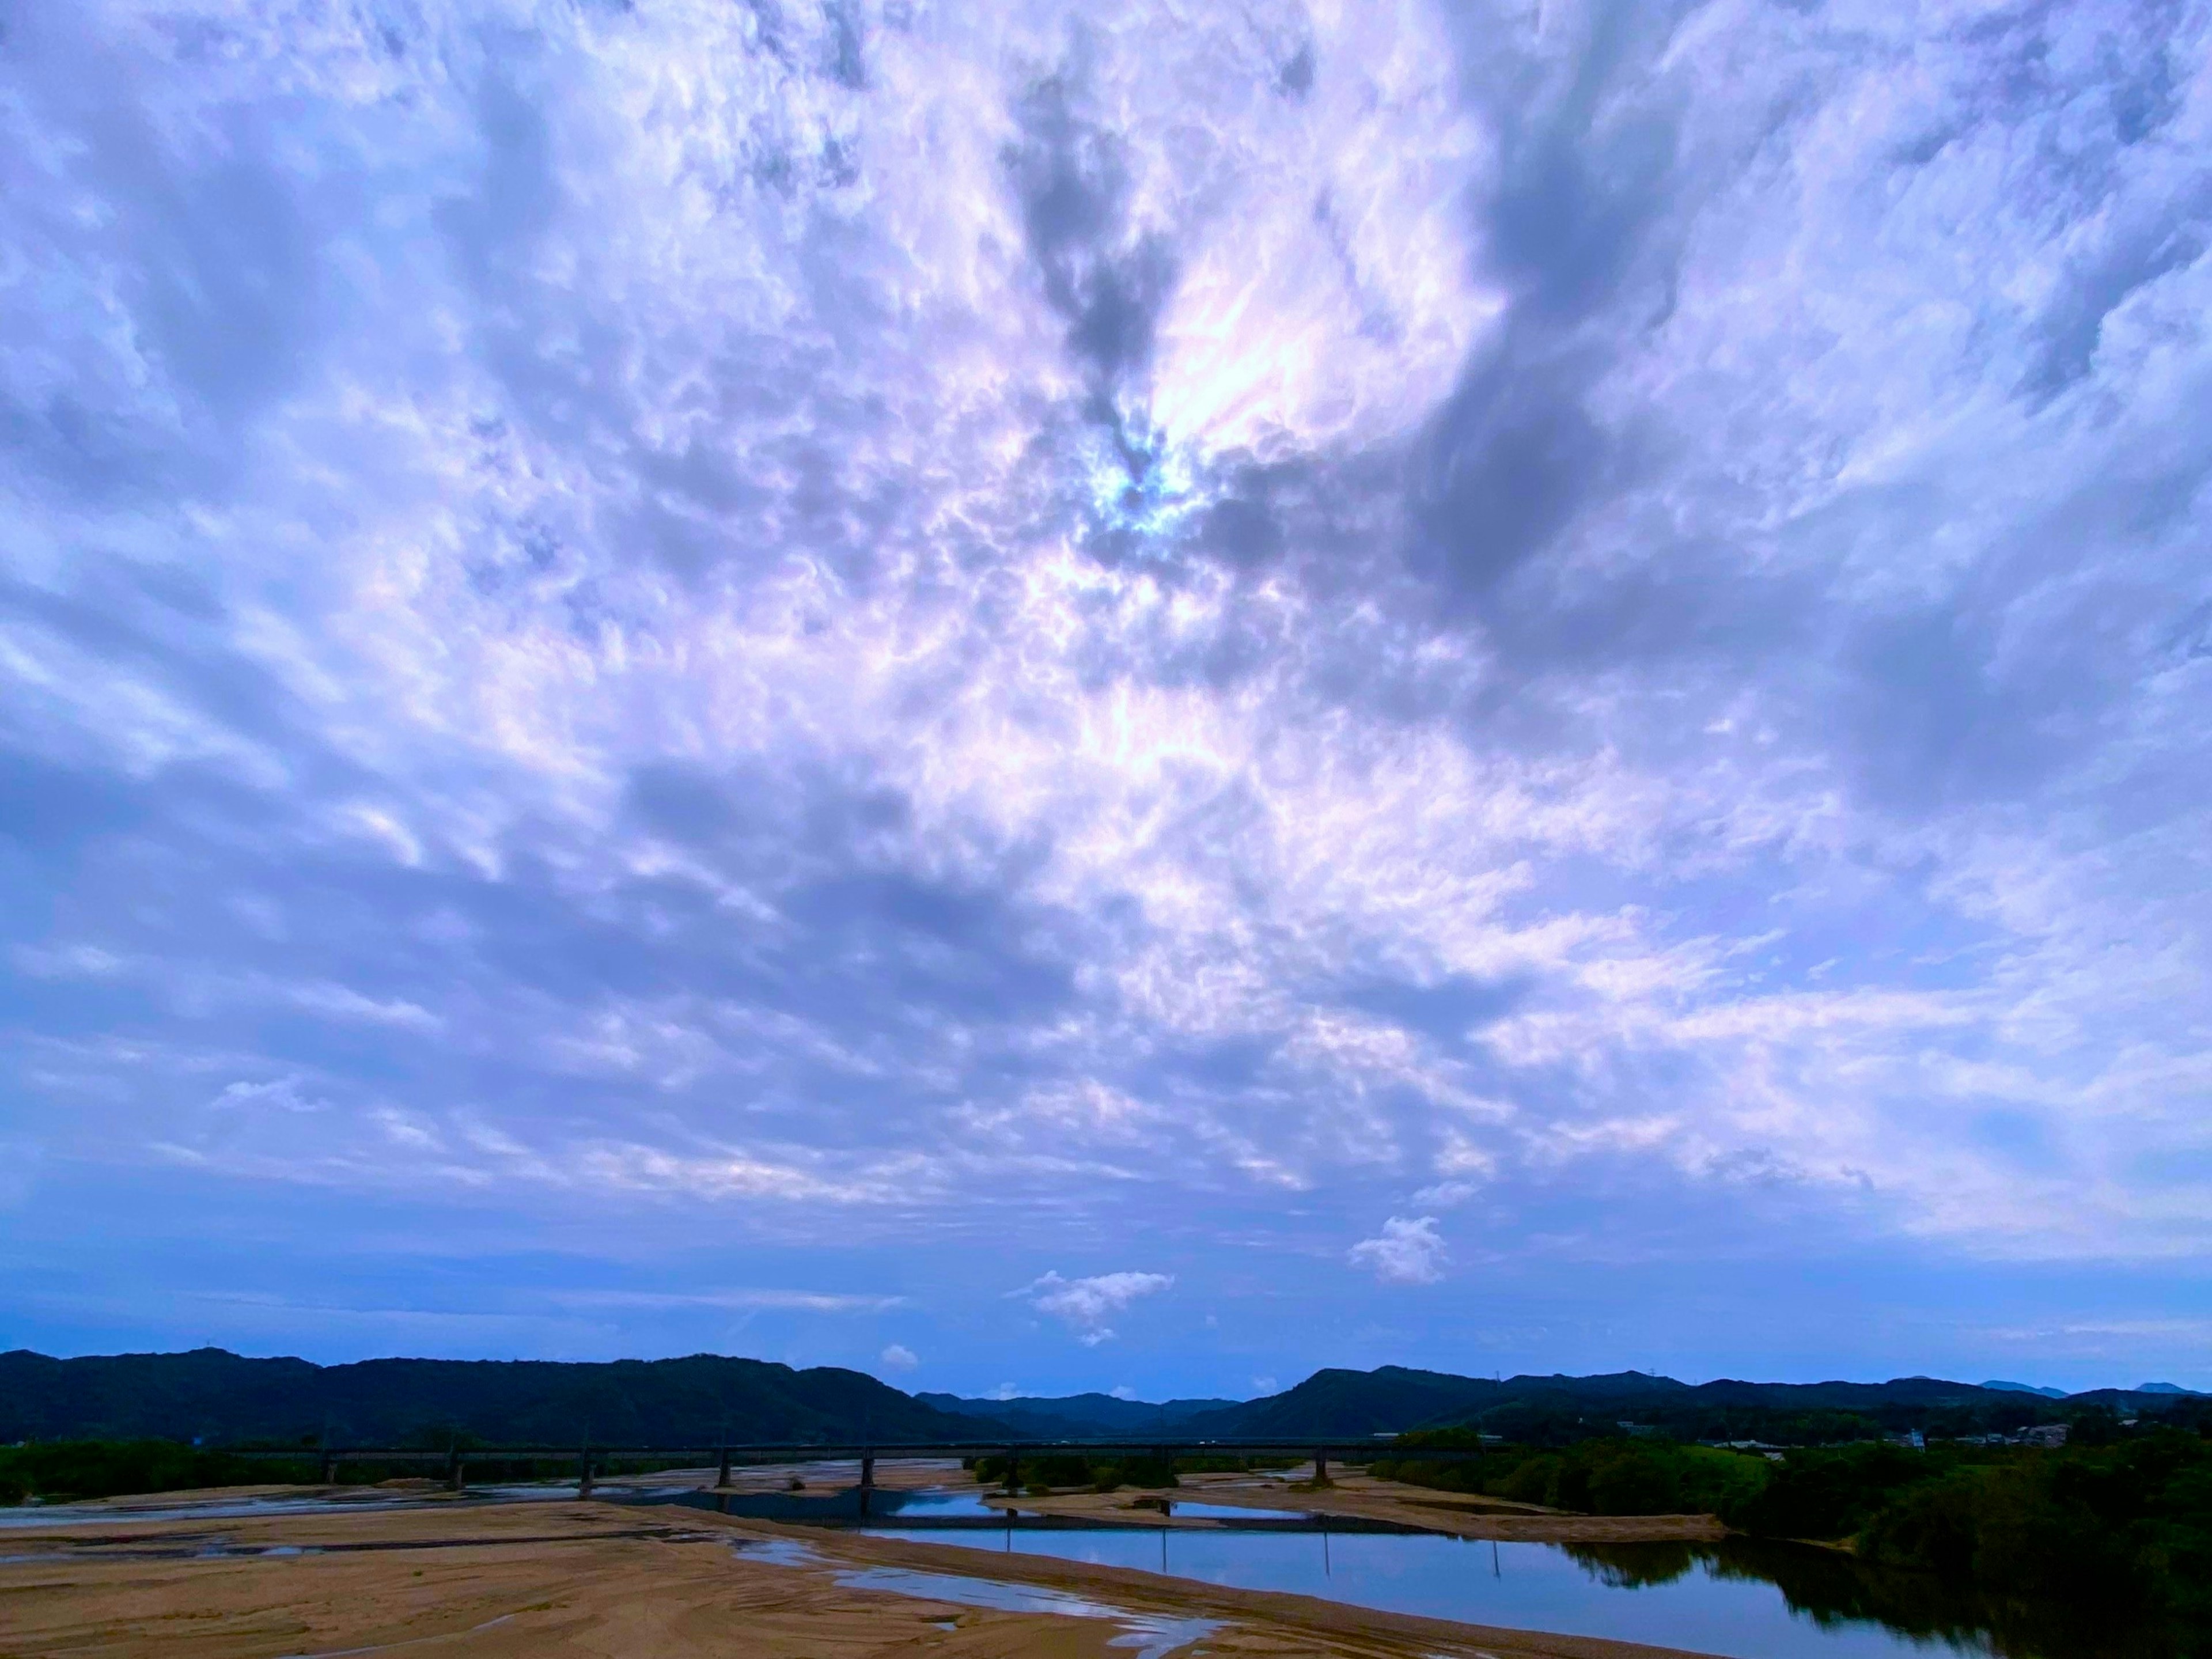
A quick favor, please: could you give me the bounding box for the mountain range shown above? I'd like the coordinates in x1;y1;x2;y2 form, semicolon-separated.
2;1350;2199;1447
0;1348;978;1446
915;1391;1236;1438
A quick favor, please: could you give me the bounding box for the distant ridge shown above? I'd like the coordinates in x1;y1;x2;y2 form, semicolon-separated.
2138;1382;2205;1396
916;1391;1238;1438
0;1348;994;1446
1176;1368;2200;1440
5;1350;2199;1448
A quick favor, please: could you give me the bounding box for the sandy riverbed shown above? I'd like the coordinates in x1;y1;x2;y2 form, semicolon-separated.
975;1467;1729;1544
0;1495;1724;1659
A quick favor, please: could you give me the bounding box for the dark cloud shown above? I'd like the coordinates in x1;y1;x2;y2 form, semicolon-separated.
1005;72;1178;393
1410;348;1611;600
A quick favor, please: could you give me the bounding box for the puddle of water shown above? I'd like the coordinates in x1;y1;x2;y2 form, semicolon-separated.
729;1526;1218;1658
1160;1502;1310;1522
878;1488;1005;1518
832;1564;1220;1659
732;1537;825;1568
867;1528;2133;1659
647;1484;1014;1524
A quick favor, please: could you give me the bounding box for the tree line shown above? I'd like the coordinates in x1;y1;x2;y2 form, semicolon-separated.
1373;1425;2211;1649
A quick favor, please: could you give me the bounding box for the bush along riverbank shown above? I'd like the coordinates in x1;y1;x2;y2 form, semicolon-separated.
0;1440;718;1504
0;1440;316;1503
1372;1427;2212;1648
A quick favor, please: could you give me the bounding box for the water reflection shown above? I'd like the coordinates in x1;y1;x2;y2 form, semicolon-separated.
1564;1541;2178;1659
868;1527;2181;1659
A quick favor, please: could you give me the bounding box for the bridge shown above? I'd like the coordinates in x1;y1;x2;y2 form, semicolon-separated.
236;1437;1458;1499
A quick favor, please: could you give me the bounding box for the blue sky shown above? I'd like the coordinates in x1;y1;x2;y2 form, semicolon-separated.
2;0;2208;1399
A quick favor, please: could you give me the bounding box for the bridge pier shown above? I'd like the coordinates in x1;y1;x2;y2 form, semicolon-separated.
1313;1450;1328;1483
1002;1445;1020;1495
858;1449;875;1517
717;1445;732;1490
578;1449;594;1496
318;1450;336;1485
446;1449;465;1493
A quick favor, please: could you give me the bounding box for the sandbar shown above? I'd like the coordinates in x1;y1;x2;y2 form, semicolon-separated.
0;1493;1724;1659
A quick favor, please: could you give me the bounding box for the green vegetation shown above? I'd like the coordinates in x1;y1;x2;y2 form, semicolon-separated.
1374;1433;1768;1517
960;1449;1296;1491
1373;1426;2212;1647
1860;1434;2212;1635
0;1440;314;1503
966;1450;1182;1490
1565;1538;2179;1659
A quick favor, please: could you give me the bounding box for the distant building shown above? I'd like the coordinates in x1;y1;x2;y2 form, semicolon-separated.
2021;1423;2069;1448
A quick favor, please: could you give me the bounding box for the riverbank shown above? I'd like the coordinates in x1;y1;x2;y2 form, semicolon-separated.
0;1497;1722;1659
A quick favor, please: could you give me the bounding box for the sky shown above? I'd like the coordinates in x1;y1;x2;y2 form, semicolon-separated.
2;0;2209;1401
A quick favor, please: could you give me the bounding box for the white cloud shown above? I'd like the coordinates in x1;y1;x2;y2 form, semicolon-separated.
1251;1376;1278;1396
213;1077;327;1115
878;1343;919;1373
1110;1384;1137;1400
0;0;2206;1369
1349;1217;1448;1286
549;1289;907;1313
1015;1270;1175;1346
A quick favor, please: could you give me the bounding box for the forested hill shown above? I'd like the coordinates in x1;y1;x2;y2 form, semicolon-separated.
1179;1366;2203;1440
0;1349;995;1446
7;1350;2199;1448
1180;1365;1519;1437
915;1391;1238;1437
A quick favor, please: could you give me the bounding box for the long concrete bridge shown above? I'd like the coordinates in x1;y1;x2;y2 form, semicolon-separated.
238;1437;1461;1495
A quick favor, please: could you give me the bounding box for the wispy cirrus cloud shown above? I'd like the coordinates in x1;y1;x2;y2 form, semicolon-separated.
550;1290;908;1315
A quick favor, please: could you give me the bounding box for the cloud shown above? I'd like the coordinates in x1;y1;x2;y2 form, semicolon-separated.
1016;1270;1174;1345
551;1290;906;1314
0;0;2206;1376
878;1342;919;1373
1251;1376;1278;1396
1350;1217;1448;1286
1110;1384;1137;1400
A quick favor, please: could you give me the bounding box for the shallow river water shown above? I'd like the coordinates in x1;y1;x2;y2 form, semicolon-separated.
862;1523;2173;1659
